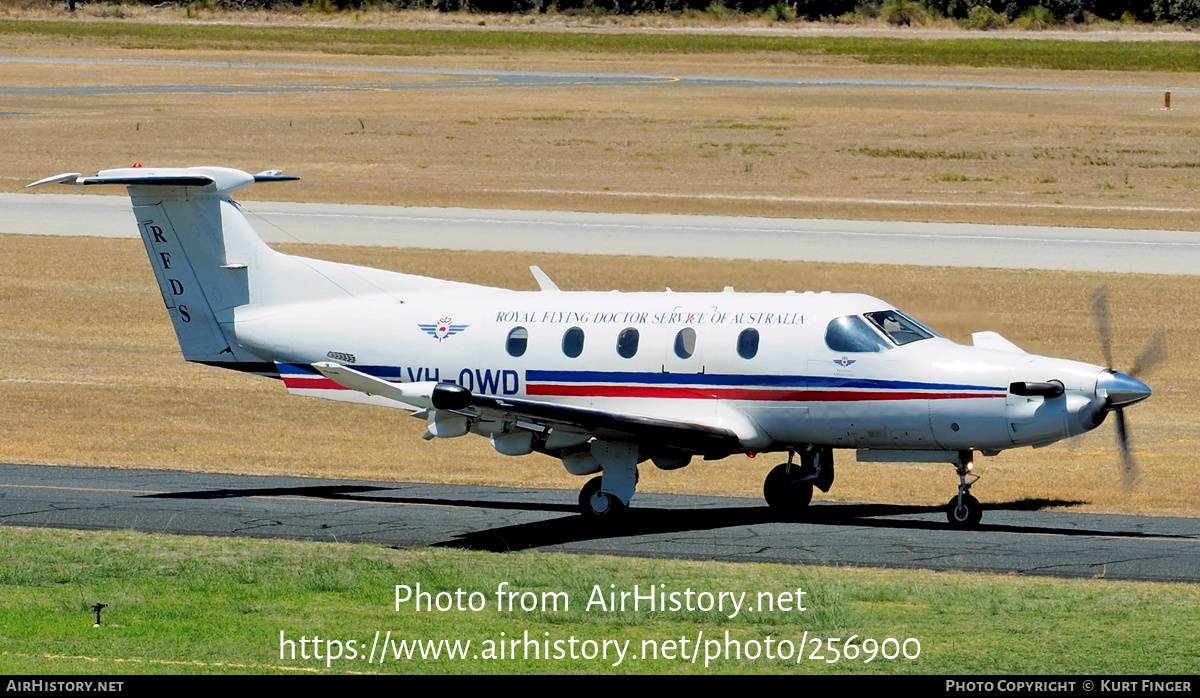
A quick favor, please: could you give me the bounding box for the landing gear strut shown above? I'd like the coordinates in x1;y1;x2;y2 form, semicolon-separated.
764;446;833;518
577;441;639;520
945;450;983;528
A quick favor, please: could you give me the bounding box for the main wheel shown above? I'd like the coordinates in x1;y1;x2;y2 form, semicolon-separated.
579;476;627;519
764;463;813;517
945;493;983;528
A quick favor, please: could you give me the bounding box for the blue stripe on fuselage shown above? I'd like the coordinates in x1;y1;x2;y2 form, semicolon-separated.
525;369;1001;393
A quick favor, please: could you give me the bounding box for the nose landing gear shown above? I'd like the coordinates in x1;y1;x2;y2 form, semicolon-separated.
946;450;983;528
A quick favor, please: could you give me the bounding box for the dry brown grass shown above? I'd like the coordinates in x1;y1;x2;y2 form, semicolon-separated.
1;233;1196;517
3;44;1200;230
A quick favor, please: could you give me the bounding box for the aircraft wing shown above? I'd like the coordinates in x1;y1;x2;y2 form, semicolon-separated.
306;362;741;457
463;392;740;455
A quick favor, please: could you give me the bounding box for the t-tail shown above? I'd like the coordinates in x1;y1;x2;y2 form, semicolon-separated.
29;165;477;373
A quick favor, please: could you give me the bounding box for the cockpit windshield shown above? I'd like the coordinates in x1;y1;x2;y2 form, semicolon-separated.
825;315;892;353
864;309;938;346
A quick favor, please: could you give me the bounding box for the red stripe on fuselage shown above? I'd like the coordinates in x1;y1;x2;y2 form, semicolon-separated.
283;375;1004;401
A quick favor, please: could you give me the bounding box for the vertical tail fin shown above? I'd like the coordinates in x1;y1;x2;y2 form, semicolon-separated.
30;166;295;363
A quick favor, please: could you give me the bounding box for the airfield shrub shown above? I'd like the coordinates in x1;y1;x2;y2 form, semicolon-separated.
880;0;930;23
1014;3;1055;25
962;4;1007;26
765;0;795;20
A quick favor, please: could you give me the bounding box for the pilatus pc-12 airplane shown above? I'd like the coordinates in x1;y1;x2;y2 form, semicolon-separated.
31;165;1161;527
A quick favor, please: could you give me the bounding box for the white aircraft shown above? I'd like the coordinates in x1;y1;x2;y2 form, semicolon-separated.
30;165;1162;527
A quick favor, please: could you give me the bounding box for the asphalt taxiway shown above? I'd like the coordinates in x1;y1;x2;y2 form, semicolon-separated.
3;464;1197;583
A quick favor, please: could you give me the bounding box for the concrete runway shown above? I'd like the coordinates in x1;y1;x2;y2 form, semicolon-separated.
5;192;1198;274
3;463;1197;582
5;56;1200;95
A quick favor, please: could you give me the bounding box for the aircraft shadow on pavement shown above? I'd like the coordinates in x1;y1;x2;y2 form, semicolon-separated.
431;499;1186;553
141;484;579;513
141;485;1187;551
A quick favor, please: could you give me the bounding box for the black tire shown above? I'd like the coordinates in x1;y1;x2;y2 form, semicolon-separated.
579;476;627;519
945;493;983;528
763;463;813;516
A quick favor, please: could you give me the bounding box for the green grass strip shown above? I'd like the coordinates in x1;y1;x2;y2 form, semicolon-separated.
1;526;1197;674
7;18;1200;71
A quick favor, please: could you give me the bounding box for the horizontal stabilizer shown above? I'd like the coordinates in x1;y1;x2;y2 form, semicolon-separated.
27;166;297;195
311;362;458;410
26;172;81;188
253;170;300;182
83;175;215;187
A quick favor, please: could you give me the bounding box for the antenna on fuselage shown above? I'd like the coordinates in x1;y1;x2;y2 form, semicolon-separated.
530;266;560;292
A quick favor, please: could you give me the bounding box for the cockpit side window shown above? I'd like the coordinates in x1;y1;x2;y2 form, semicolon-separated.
864;310;936;346
825;315;891;353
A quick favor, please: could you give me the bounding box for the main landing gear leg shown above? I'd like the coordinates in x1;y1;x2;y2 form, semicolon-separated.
945;449;983;528
579;441;638;520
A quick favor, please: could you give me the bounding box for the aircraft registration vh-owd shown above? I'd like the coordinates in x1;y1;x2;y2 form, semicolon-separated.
31;166;1165;527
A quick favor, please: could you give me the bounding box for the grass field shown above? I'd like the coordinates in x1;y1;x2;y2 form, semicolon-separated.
2;526;1198;674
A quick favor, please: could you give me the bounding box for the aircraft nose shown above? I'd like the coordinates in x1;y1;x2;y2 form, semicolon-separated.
1096;370;1152;409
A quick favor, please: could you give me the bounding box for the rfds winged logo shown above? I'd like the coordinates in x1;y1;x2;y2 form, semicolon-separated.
419;317;468;342
834;356;857;367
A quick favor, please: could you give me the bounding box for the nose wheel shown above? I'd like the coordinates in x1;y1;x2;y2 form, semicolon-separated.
945;451;983;528
946;493;982;527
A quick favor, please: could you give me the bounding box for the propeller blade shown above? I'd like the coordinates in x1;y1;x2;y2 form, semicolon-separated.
1130;330;1167;378
1091;285;1114;369
1114;409;1137;488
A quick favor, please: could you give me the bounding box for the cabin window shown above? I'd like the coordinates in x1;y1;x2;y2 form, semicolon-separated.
616;328;640;359
506;327;529;357
863;309;936;346
825;315;891;353
674;328;697;359
562;326;585;358
736;328;759;360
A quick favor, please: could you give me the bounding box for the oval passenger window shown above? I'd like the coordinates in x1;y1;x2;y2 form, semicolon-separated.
506;326;529;357
737;328;759;359
616;328;640;359
674;327;697;359
562;326;585;358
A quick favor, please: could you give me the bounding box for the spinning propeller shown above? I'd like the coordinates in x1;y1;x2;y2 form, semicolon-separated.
1090;286;1164;487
